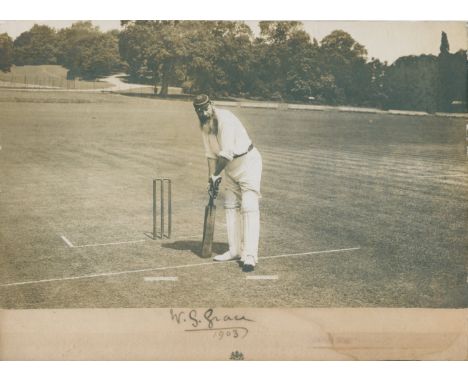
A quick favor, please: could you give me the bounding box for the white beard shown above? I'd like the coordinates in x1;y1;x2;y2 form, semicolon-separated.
201;119;214;134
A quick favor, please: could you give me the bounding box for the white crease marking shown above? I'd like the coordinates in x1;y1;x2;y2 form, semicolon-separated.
0;247;360;287
144;276;178;282
60;235;74;248
246;275;278;280
72;239;147;248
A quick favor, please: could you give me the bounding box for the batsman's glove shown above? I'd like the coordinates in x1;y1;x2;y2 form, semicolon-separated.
208;174;222;199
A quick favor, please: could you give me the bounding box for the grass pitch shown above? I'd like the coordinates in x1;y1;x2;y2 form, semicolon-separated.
0;89;466;308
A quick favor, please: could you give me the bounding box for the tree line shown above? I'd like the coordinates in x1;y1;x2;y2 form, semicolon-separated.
0;21;466;112
0;22;122;80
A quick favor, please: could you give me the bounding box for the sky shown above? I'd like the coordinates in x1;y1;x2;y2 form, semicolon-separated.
0;20;466;64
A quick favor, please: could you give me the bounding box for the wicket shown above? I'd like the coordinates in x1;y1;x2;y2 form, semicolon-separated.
153;178;172;239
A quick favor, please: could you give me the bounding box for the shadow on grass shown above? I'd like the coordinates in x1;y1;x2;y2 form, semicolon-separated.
162;240;228;258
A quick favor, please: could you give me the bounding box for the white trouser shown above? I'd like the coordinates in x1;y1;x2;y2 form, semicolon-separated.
223;148;262;263
224;207;242;258
224;190;260;263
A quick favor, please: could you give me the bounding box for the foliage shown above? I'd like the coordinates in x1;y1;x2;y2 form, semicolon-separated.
120;21;254;97
382;32;467;113
247;26;376;105
250;22;314;100
119;21;465;112
366;58;388;108
5;21;466;112
448;50;467;106
0;33;14;72
440;31;449;55
384;55;440;112
13;24;58;65
437;32;467;112
120;21;195;96
119;21;160;82
319;30;370;105
187;21;254;96
10;22;121;80
57;22;122;79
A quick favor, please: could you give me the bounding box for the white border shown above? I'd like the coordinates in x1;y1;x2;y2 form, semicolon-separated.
1;361;467;382
1;0;467;377
1;0;467;20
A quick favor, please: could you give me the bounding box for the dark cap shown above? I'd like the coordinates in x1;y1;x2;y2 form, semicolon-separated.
193;94;211;108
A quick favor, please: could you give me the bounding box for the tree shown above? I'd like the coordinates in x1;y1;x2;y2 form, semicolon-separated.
120;21;194;96
440;31;449;55
385;55;439;112
120;21;254;97
118;21;160;82
366;58;388;108
187;21;254;96
57;22;122;79
0;33;14;72
258;21;305;97
447;50;468;110
437;31;467;112
320;30;370;105
438;31;452;111
13;24;58;65
283;30;322;101
250;21;319;100
258;21;303;44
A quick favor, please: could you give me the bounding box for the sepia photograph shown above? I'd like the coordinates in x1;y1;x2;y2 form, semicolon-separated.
0;11;467;361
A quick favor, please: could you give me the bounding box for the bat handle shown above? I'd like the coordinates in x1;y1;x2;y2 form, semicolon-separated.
208;195;215;207
209;177;222;200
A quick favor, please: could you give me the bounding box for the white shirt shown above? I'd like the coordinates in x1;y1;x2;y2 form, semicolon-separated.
201;108;252;161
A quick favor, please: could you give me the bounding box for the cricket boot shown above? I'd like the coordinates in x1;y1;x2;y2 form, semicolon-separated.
213;208;242;262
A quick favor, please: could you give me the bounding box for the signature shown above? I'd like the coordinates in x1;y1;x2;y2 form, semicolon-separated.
169;308;254;339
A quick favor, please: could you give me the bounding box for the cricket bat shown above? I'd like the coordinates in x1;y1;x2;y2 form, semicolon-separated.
201;177;221;258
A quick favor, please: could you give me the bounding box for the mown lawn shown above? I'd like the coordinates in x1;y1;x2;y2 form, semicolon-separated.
0;89;466;308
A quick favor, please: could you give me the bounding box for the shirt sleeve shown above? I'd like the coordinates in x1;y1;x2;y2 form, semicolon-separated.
217;112;236;161
218;132;235;161
202;132;217;159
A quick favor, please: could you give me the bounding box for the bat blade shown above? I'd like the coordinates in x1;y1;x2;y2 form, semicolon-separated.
201;203;216;258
